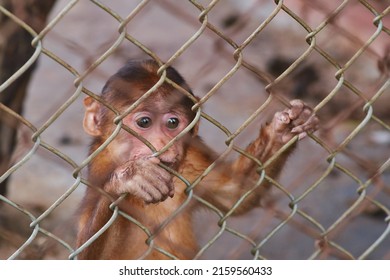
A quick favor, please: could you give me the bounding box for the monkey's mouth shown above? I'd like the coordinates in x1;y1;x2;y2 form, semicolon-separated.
160;160;177;170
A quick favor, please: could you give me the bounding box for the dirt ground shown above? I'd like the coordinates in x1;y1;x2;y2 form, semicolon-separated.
1;0;389;259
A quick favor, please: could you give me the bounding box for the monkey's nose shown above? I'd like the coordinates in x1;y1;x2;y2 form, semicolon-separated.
151;140;169;152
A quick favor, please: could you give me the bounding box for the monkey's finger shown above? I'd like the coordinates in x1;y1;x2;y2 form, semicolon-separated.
147;156;161;165
273;111;291;132
291;107;314;126
128;171;170;203
151;169;175;198
152;170;175;198
140;182;169;204
126;177;155;203
142;159;173;188
142;173;172;200
288;99;305;120
291;115;319;135
152;169;174;195
168;188;175;198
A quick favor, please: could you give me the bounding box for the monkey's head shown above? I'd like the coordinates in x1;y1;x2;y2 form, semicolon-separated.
83;59;199;169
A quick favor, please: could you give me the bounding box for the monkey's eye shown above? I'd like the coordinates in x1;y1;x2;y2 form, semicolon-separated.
166;117;180;129
136;117;152;129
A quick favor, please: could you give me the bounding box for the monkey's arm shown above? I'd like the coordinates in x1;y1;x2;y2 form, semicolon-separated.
195;100;319;215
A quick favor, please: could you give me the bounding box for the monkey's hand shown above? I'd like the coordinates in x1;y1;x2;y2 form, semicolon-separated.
270;99;319;144
108;157;174;204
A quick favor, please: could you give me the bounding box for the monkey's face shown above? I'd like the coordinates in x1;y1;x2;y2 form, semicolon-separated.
83;84;197;171
107;106;191;170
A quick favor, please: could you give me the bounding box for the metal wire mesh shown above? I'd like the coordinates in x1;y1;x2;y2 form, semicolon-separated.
0;0;389;259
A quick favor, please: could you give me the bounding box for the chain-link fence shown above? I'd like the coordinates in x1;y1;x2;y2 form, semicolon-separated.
0;0;389;260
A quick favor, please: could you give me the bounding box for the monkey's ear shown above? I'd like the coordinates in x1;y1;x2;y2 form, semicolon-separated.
191;121;200;136
191;96;201;136
83;96;102;136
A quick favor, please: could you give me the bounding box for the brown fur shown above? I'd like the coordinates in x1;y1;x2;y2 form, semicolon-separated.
76;59;318;259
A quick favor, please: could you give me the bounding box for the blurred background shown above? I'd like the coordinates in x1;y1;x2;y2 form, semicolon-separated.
0;0;389;259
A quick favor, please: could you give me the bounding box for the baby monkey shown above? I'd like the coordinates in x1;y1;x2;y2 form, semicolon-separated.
76;59;319;259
